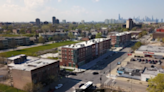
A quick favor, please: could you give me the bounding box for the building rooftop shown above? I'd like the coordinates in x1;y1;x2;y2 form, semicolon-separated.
8;56;58;71
137;45;164;53
109;32;131;36
143;67;164;75
62;38;110;49
130;31;142;33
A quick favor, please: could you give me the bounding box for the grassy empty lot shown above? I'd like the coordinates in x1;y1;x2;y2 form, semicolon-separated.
0;84;25;92
2;41;79;57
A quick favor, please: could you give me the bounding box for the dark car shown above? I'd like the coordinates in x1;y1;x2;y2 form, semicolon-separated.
69;72;77;76
93;72;99;75
79;84;84;88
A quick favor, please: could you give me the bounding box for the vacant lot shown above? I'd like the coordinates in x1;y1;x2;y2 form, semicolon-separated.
0;84;25;92
2;41;80;57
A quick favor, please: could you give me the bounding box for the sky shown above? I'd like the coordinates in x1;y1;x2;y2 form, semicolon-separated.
0;0;164;22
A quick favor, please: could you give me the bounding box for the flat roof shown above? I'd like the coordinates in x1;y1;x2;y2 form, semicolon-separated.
110;32;131;36
143;67;164;75
137;45;164;53
8;56;58;71
62;38;110;49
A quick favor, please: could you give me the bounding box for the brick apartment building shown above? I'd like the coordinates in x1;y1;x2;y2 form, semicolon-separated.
58;38;111;68
108;32;131;47
7;54;60;90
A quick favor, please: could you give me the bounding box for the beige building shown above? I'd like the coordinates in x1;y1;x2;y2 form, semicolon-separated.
7;54;60;90
126;19;134;30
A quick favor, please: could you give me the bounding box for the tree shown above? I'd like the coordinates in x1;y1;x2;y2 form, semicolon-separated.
48;37;53;41
0;53;6;64
96;33;102;38
157;37;160;42
24;83;43;92
38;37;45;44
147;73;164;92
162;38;164;43
68;32;74;39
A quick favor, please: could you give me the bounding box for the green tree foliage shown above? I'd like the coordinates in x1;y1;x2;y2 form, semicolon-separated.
96;33;102;38
147;73;164;92
131;41;142;50
41;25;49;32
48;37;53;41
23;83;43;92
68;32;74;39
162;38;164;43
38;37;45;44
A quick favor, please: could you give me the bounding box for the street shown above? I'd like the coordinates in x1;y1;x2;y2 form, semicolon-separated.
54;43;138;92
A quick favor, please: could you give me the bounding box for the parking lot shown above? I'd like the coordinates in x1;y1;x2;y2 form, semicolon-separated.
129;56;163;69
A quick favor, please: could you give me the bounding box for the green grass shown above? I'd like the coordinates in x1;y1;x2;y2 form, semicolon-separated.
0;84;25;92
2;41;80;57
65;69;74;72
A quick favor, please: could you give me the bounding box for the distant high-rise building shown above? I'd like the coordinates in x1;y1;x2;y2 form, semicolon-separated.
56;19;59;24
105;19;109;24
156;19;158;23
161;19;163;23
109;19;116;24
36;18;40;25
118;14;120;20
62;20;66;23
126;18;134;30
52;16;56;24
152;16;154;21
81;20;85;24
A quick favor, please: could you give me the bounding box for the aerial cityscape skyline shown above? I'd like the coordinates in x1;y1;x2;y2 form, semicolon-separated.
0;0;164;22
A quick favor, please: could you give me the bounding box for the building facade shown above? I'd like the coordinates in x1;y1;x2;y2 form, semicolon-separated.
52;16;56;24
58;38;111;68
126;19;134;30
0;37;30;49
7;55;60;90
36;18;40;26
108;32;131;47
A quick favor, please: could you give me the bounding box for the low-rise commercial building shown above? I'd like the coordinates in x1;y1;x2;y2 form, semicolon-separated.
58;38;111;68
7;54;60;90
108;32;131;47
141;67;164;82
134;45;164;59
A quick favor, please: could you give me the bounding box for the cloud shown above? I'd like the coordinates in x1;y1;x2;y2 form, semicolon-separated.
58;0;62;2
95;0;99;2
24;0;49;11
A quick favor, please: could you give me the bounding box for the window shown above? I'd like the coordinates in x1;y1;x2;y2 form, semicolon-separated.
69;62;72;66
73;63;76;67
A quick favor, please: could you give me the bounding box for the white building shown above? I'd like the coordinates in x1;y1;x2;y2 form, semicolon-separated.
141;67;164;81
134;45;164;59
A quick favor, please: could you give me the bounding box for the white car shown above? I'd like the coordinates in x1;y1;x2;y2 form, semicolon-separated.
55;84;63;89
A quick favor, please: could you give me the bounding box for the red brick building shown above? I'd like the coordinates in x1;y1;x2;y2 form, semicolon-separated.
108;32;131;47
8;55;59;90
58;38;111;67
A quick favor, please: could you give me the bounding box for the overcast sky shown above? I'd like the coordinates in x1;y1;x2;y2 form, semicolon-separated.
0;0;164;22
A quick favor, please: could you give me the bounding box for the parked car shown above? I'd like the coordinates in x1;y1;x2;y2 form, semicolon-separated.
79;84;84;88
117;62;121;65
55;84;63;89
93;72;99;75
